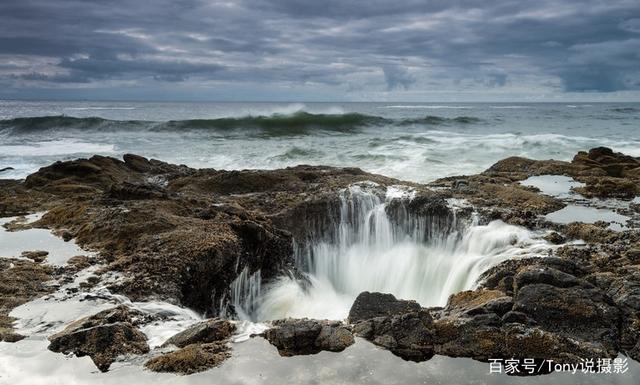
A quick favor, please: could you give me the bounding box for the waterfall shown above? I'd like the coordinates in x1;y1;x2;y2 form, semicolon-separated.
231;182;548;321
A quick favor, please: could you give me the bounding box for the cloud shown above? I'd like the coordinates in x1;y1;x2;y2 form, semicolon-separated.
0;0;639;99
382;65;416;90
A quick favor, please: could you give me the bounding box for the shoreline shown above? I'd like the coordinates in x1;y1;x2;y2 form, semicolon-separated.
1;147;640;377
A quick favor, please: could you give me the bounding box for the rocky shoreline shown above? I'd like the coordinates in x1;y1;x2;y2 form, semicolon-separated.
1;147;639;374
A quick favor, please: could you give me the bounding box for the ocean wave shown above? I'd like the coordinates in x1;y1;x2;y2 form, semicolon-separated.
271;146;325;160
161;112;389;135
400;115;483;125
380;105;472;109
0;116;147;133
610;107;639;113
64;107;137;111
0;112;485;135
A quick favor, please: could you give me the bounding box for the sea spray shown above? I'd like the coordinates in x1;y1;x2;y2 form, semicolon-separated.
231;183;549;321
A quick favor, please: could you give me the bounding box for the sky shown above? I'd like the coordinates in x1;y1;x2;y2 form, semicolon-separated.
0;0;639;101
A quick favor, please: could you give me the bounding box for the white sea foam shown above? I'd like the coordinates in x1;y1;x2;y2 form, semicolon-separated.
0;139;115;157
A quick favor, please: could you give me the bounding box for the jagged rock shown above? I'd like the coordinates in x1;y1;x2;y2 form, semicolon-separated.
353;310;434;361
4;148;640;370
21;250;48;263
263;318;354;356
162;318;235;348
513;266;583;291
47;306;150;371
0;258;54;342
145;342;231;374
348;292;421;323
544;231;565;244
442;289;512;317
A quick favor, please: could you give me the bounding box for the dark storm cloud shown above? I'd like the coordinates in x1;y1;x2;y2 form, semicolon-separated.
0;0;639;97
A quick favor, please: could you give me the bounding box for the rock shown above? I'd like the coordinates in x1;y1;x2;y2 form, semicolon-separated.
315;324;356;352
21;250;49;263
145;342;230;374
0;258;54;342
574;177;638;199
353;309;434;362
0;167;14;173
66;255;95;270
513;266;583;291
263;318;354;356
544;231;565;244
443;289;512;317
625;249;640;264
501;311;532;324
162;318;235;348
348;292;421;323
106;181;168;200
513;283;619;344
503;324;613;362
47;306;150;371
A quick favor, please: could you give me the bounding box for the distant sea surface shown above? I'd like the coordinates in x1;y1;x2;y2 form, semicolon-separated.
1;100;639;182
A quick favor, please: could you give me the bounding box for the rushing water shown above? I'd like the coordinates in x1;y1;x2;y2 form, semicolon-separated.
231;183;550;321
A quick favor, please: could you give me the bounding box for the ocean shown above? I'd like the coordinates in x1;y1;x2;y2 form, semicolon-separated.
1;100;639;182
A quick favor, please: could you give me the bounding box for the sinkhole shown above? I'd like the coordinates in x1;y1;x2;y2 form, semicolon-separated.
229;183;549;321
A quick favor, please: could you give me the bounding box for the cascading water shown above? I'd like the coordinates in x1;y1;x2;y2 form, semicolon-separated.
230;182;549;321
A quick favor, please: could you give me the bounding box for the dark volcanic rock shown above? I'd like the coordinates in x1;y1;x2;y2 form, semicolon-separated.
353;309;435;361
263;318;354;356
348;292;421;323
162;318;235;348
5;154;417;315
0;258;54;342
145;342;231;374
21;250;48;263
48;306;150;371
4;148;640;369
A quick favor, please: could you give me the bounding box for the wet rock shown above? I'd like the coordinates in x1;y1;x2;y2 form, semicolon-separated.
443;289;512;317
0;258;54;341
503;324;613;362
162;318;235;348
544;231;566;245
48;306;150;371
21;250;48;263
106;181;168;200
263;318;354;356
66;255;96;271
501;310;532;324
564;222;615;243
145;342;230;374
513;266;583;291
574;177;638;199
625;249;640;264
513;283;619;344
354;310;434;361
348;292;421;323
0;167;14;173
432;318;503;360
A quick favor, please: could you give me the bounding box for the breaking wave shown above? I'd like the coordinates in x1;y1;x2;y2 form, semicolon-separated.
0;112;484;136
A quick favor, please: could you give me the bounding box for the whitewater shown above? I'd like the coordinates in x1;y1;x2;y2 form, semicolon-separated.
229;183;552;321
1;101;639;183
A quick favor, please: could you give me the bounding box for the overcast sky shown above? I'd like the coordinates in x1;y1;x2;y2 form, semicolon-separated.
1;0;639;101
